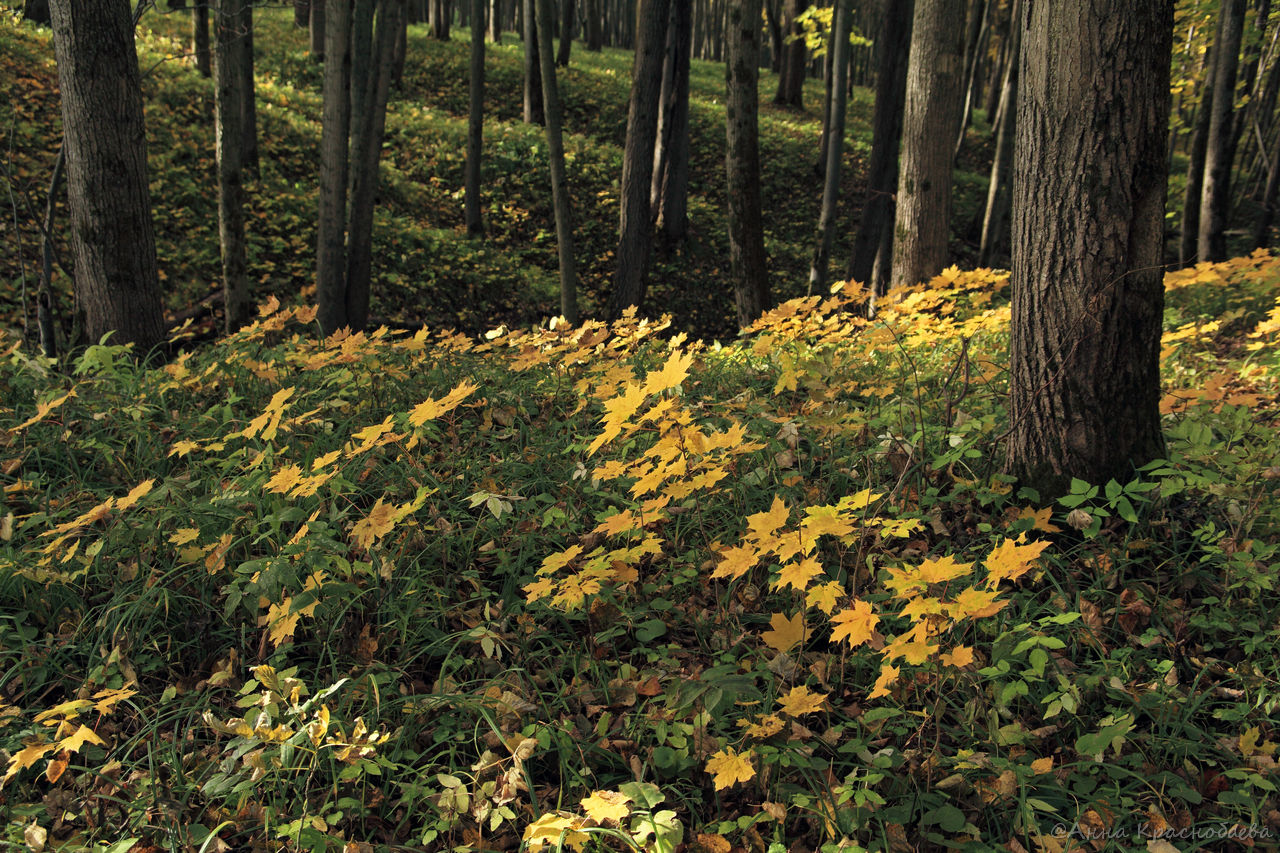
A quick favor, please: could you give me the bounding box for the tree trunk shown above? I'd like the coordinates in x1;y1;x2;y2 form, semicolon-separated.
652;0;692;243
310;0;326;60
23;0;51;25
773;0;807;107
536;0;578;322
214;0;250;331
316;0;353;335
48;0;166;351
466;0;485;234
890;0;965;288
1199;0;1246;263
194;0;212;77
584;0;601;50
239;1;259;176
725;0;769;324
953;0;990;159
808;0;850;294
609;0;670;317
522;0;544;123
847;0;912;298
295;0;310;26
1252;124;1280;246
346;0;404;331
392;6;407;86
490;0;503;41
1180;37;1214;266
1007;0;1171;499
556;0;573;66
977;0;1019;267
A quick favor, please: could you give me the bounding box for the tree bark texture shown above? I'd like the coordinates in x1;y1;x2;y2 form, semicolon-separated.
847;0;912;297
890;0;965;288
725;0;769;324
466;0;485;234
536;0;578;322
1199;0;1246;263
214;0;250;331
239;1;259;175
194;0;212;76
1007;0;1172;499
651;0;692;242
316;0;352;334
773;0;807;107
48;0;166;351
556;0;574;65
609;0;670;317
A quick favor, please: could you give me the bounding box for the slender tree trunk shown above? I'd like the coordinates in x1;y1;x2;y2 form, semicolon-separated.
978;0;1019;267
890;0;965;288
652;0;692;242
48;0;166;351
522;0;544;123
725;0;769;324
310;0;326;60
239;1;259;176
1007;0;1171;499
556;0;574;65
466;0;485;234
953;0;990;159
194;0;212;77
585;0;601;50
609;0;670;316
391;6;407;86
808;0;850;294
316;0;353;335
535;0;578;322
773;0;807;107
490;0;503;41
847;0;912;298
1253;126;1280;246
23;0;51;25
295;0;310;26
1180;37;1215;266
1199;0;1246;263
764;0;782;72
214;0;250;331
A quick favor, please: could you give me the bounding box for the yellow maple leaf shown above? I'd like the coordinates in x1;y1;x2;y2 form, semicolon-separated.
350;499;399;550
539;544;584;575
800;504;854;540
746;495;790;543
169;528;200;546
948;587;1007;620
58;724;105;754
777;684;827;717
939;645;975;668
705;747;756;790
641;350;694;397
1015;506;1062;533
312;449;342;470
265;464;305;495
90;687;137;714
711;544;759;581
773;556;823;593
15;389;76;430
580;790;632;824
805;581;843;615
588;383;647;455
523;814;589;851
984;536;1051;588
408;379;478;426
739;714;785;739
168;439;202;458
830;600;878;647
867;664;900;700
761;611;806;653
1030;756;1054;774
2;740;56;784
917;554;971;584
883;636;938;665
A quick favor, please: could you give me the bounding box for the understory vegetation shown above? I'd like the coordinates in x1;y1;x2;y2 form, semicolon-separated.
2;7;1280;853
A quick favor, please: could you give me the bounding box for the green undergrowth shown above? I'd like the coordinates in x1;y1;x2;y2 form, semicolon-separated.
1;257;1279;851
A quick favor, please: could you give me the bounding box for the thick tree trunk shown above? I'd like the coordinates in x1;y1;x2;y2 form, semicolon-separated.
522;0;544;123
609;0;670;317
316;0;353;334
890;0;965;288
466;0;485;234
310;0;326;60
847;0;912;298
346;0;404;331
194;0;212;77
536;0;578;322
652;0;692;243
214;0;250;331
556;0;573;66
725;0;769;324
977;0;1019;267
1199;0;1246;263
48;0;166;351
773;0;807;107
1007;0;1171;499
808;0;850;294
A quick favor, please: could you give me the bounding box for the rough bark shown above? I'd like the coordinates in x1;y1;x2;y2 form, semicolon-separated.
522;0;544;123
978;0;1019;267
609;0;670;317
316;0;352;334
1007;0;1172;499
214;0;250;331
808;0;850;294
847;0;912;297
773;0;808;107
725;0;769;324
48;0;166;352
536;0;578;322
556;0;573;66
346;0;404;331
890;0;965;288
651;0;692;242
466;0;485;234
1199;0;1246;263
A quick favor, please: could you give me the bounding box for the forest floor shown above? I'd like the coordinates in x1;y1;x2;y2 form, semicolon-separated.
2;7;1280;853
